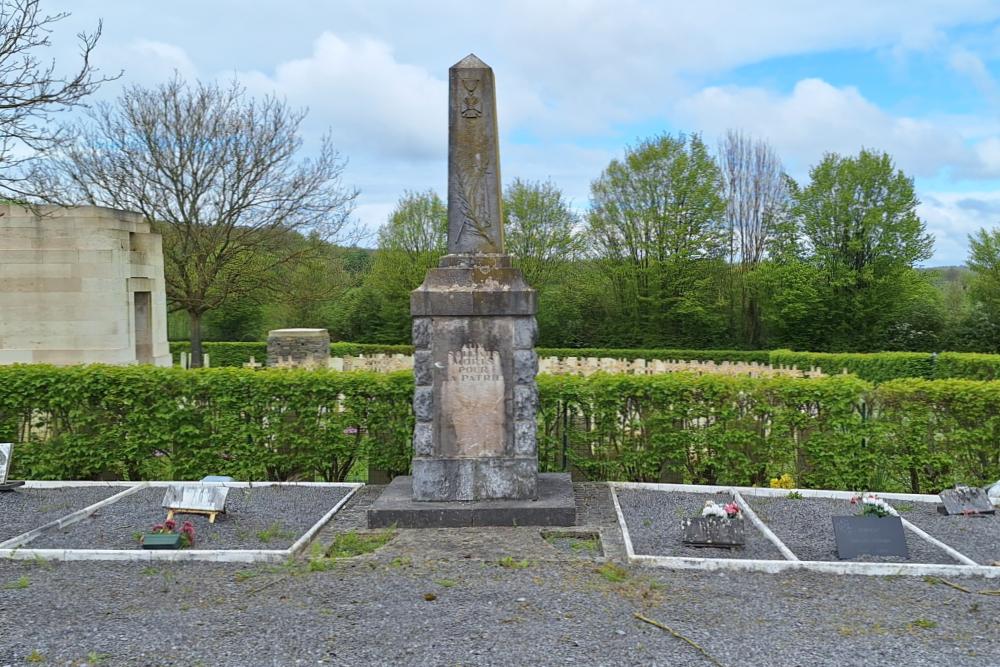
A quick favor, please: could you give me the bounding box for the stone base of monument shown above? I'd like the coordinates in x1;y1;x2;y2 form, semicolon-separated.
0;480;25;492
367;473;576;528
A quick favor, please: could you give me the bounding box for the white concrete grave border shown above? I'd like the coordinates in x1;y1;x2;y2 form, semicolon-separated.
610;481;1000;579
0;480;361;563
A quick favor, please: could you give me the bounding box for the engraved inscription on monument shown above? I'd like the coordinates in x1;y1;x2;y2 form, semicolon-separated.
441;345;505;458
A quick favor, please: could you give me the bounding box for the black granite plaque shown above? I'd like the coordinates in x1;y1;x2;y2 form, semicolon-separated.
832;516;908;559
681;517;745;548
938;486;995;516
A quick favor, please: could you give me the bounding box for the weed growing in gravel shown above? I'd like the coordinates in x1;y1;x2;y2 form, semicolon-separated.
570;538;600;553
498;556;531;569
435;578;458;588
910;619;938;630
389;556;412;568
26;650;44;663
3;575;29;590
85;651;109;665
140;567;159;576
256;522;295;544
786;491;803;500
325;530;396;559
596;563;629;583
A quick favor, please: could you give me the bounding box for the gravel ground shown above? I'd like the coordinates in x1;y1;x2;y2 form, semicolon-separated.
1;540;998;666
746;496;959;563
0;486;123;543
616;489;785;560
894;500;1000;565
28;485;353;551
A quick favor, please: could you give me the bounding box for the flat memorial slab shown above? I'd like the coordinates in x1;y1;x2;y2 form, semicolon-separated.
367;473;576;528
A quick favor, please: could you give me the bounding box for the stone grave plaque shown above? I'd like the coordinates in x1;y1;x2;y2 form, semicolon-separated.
681;517;745;548
162;485;229;523
0;442;24;491
832;516;908;559
938;486;995;516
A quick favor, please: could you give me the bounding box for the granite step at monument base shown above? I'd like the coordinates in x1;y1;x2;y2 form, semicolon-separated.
367;473;576;528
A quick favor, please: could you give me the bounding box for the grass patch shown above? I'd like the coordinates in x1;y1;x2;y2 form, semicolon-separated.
26;650;44;663
3;575;30;590
389;556;412;568
435;578;458;588
596;562;629;583
325;530;395;559
910;618;938;629
256;522;296;544
498;556;531;570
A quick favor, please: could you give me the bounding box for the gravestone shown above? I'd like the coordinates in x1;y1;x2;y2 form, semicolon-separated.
266;328;330;368
832;516;909;559
0;442;24;491
681;517;745;548
938;486;995;515
368;54;574;528
162;484;229;523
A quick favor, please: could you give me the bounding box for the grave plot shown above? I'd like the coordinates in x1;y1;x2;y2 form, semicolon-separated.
615;488;785;560
895;501;1000;566
0;485;126;544
743;495;958;564
27;484;354;551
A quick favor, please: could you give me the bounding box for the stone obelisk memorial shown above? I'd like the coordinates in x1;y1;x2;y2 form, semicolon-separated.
368;54;575;527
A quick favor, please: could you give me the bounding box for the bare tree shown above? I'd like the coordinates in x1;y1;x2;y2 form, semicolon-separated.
36;77;359;365
717;130;790;346
0;0;117;197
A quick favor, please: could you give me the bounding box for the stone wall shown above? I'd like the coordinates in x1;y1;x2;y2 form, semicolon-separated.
0;204;171;366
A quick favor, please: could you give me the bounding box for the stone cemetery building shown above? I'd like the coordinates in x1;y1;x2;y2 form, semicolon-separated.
0;204;171;366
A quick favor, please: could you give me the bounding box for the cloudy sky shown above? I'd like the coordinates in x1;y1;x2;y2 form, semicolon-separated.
45;0;1000;265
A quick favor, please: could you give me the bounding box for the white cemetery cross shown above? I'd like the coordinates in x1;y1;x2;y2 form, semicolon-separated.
162;484;229;523
0;442;25;491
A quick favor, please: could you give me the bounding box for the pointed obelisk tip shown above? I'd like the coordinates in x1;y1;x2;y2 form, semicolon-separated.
452;53;489;69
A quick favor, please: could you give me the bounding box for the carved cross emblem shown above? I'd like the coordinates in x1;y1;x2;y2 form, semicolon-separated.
460;78;482;118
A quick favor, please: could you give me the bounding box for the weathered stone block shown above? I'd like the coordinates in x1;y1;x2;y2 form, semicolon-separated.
413;386;433;422
513;385;538;421
513;317;538;349
413;350;432;386
413;422;434;457
513;419;537;456
513;349;538;384
412;317;431;349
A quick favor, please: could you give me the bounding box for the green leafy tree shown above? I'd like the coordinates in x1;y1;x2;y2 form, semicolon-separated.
362;190;447;342
503;178;583;289
791;149;934;349
968;227;1000;320
588;133;727;346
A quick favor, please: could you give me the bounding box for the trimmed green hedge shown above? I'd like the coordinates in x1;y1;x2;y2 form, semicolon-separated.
933;352;1000;381
768;350;935;383
0;365;413;483
3;365;998;492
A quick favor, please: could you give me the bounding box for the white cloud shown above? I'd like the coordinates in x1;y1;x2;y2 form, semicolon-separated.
237;33;446;161
920;191;1000;264
673;78;990;180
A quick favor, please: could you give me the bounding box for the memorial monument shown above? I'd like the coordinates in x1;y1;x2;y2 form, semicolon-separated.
368;54;575;527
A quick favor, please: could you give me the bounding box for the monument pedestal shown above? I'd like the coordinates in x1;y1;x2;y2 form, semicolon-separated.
365;54;576;529
367;473;575;528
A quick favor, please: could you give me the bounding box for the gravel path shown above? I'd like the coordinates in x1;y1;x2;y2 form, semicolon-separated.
894;500;1000;565
0;486;122;543
1;547;997;666
616;488;785;560
29;485;353;550
746;496;959;563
